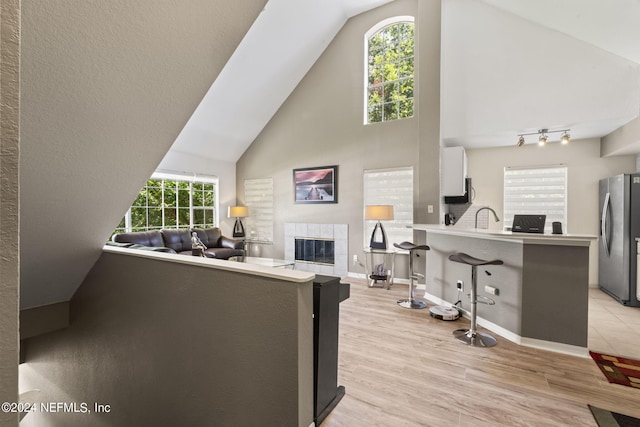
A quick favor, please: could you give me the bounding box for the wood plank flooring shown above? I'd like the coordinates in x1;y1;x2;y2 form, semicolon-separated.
321;279;640;426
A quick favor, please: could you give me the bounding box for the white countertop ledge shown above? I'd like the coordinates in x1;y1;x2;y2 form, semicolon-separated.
103;245;315;283
411;224;597;247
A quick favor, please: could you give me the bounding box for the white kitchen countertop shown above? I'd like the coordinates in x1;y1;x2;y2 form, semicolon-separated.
412;224;597;247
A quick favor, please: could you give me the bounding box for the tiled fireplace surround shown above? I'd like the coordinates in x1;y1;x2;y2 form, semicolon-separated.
284;223;348;277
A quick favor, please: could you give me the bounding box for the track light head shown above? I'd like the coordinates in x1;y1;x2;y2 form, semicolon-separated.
517;135;525;147
561;131;570;144
538;133;548;146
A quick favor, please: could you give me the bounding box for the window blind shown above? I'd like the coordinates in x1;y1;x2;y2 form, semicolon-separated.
244;178;274;242
363;167;414;247
503;166;567;233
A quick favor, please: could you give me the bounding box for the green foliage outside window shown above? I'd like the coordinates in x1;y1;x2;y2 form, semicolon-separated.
111;178;216;239
367;22;414;123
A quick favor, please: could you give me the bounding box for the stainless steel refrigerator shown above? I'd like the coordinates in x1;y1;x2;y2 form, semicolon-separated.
599;173;640;306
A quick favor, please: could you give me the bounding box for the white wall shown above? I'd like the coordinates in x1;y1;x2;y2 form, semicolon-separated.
441;0;640;148
465;138;637;285
158;150;238;237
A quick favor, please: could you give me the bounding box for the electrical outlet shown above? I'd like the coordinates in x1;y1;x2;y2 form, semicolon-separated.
353;254;358;265
427;204;434;214
456;280;463;291
484;285;499;296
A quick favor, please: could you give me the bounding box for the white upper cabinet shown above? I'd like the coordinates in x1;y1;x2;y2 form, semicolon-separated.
442;146;467;197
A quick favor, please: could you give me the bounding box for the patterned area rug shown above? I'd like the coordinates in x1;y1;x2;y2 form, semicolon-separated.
590;351;640;389
588;405;640;427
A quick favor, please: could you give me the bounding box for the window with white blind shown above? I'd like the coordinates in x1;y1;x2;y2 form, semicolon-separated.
244;178;274;242
363;167;414;247
503;166;567;233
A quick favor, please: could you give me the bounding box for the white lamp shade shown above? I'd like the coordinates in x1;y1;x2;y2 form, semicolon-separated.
228;206;248;218
365;205;394;221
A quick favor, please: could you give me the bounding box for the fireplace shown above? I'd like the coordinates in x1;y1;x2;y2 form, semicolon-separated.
295;238;335;265
284;223;348;277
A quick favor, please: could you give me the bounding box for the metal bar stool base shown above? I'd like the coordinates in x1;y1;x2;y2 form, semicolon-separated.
397;299;426;309
453;329;497;347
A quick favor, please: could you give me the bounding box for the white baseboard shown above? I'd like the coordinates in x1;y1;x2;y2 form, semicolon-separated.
422;291;589;358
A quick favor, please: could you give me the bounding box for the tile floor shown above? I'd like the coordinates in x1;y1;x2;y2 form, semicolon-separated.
589;287;640;360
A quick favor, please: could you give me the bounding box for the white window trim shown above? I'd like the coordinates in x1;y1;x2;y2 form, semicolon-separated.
119;170;219;233
363;15;415;125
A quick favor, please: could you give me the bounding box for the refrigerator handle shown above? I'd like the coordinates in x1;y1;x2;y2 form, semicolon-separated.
601;192;611;256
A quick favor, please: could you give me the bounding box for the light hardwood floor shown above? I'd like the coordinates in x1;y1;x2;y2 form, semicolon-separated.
321;279;640;426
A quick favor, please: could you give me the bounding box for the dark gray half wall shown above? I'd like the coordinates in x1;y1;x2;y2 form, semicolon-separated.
19;252;313;426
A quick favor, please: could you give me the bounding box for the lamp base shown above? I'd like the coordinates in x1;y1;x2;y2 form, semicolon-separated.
233;217;245;238
369;221;388;250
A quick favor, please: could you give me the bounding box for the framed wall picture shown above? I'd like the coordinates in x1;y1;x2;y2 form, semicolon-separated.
293;165;338;204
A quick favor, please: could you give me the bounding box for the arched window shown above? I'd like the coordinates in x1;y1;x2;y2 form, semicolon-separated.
365;17;415;124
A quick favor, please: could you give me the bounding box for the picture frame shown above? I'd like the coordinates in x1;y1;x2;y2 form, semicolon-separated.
293;165;338;204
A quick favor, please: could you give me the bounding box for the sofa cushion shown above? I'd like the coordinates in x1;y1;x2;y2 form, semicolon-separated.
193;227;223;247
160;229;193;253
203;247;245;260
113;230;165;247
129;244;177;254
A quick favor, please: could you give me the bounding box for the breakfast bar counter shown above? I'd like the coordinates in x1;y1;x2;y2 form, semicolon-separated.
412;224;597;355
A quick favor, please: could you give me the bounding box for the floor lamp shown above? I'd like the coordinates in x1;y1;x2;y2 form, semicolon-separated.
365;205;394;250
228;206;248;238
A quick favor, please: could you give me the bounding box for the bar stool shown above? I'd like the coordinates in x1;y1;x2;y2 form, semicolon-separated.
448;252;503;347
393;241;430;309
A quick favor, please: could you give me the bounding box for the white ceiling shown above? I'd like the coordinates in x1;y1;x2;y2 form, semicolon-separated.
167;0;640;161
441;0;640;150
167;0;393;163
470;0;640;150
483;0;640;64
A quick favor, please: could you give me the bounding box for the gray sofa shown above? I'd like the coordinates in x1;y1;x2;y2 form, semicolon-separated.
111;228;244;260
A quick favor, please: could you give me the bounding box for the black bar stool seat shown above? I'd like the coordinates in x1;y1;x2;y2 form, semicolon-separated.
394;241;430;252
448;252;503;347
448;253;503;267
393;241;430;309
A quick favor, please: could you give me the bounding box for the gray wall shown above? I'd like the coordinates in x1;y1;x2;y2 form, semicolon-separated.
0;0;20;424
19;0;267;309
20;251;313;427
236;0;442;279
465;138;637;285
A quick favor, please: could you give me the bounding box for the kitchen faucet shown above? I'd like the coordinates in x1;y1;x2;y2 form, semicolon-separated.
475;206;500;229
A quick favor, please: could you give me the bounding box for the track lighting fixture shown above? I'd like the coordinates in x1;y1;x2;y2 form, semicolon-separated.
516;128;570;147
538;132;548;146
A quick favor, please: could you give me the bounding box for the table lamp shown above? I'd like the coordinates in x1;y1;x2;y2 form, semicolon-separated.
228;206;248;238
365;205;394;249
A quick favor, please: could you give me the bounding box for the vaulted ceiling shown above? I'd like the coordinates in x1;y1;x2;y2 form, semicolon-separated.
442;0;640;149
168;0;393;163
168;0;640;160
